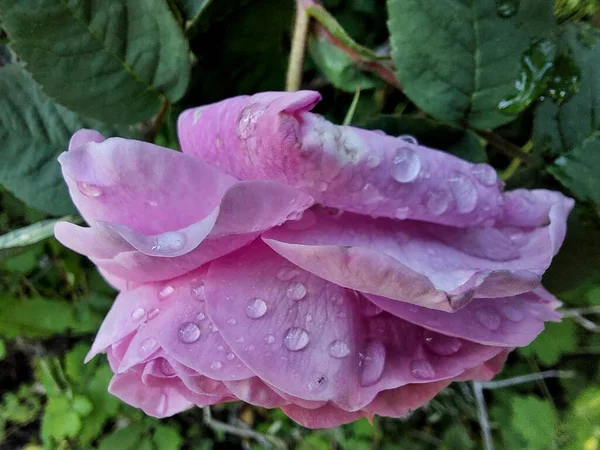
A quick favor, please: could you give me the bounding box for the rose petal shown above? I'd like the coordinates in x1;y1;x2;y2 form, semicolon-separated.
281;403;369;429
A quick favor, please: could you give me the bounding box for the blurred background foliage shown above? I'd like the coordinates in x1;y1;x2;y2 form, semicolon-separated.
0;0;600;448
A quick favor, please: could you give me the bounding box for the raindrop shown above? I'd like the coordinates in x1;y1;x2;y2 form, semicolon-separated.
190;281;206;301
360;184;381;205
227;318;237;326
158;285;175;300
391;147;421;183
425;189;450;216
501;304;525;322
151;232;186;255
147;309;160;320
210;361;222;371
395;207;410;220
495;0;519;18
77;182;102;197
359;341;386;387
449;172;478;213
209;323;219;333
179;322;201;344
398;135;418;145
226;352;236;360
471;164;498;186
423;330;463;356
305;313;313;322
131;308;145;322
236;336;245;343
328;340;350;359
237;104;264;139
217;345;224;351
245;298;268;319
286;282;307;300
264;334;275;344
315;181;328;192
277;267;299;281
283;327;310;351
196;312;206;321
475;307;502;330
366;154;382;168
139;338;158;358
410;359;436;380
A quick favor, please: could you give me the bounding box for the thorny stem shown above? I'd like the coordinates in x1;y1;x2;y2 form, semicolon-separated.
472;382;495;450
202;407;287;450
286;2;310;92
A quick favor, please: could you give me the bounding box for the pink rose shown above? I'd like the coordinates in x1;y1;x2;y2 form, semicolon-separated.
55;91;572;428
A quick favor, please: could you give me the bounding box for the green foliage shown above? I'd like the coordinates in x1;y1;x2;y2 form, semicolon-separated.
510;396;559;450
519;320;578;365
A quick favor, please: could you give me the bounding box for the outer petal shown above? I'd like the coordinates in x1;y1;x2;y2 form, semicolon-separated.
178;91;504;226
205;242;501;412
365;289;561;347
363;381;451;418
263;195;571;311
281;404;369;429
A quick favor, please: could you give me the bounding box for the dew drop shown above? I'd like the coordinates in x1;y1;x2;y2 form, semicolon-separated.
210;361;222;371
395;207;410;220
131;308;145;322
471;163;498;186
496;0;519;18
158;285;175;300
264;334;275;344
245;298;267;319
196;312;206;321
286;282;307;300
423;330;463;356
315;181;328;192
360;184;381;205
391;147;421;183
226;352;236;360
359;341;386;387
151;232;186;255
179;322;201;344
209;323;219;333
190;281;206;301
277;267;299;281
283;327;310;351
139;338;158;358
328;340;350;359
475;306;502;330
449;172;478;213
366;154;382;168
305;313;313;322
147;308;160;320
77;182;102;197
501;304;525;322
227;318;237;326
217;344;224;351
398;134;418;145
425;189;450;216
410;359;436;380
237;104;264;139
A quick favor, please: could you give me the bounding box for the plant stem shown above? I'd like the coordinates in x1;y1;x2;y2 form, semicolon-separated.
343;88;361;126
478;370;575;390
475;129;536;165
472;382;495;450
286;2;310;91
146;101;169;143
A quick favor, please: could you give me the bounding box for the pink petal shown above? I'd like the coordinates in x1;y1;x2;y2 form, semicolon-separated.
68;128;106;150
281;403;369;429
224;378;290;408
204;242;501;412
363;381;451;418
263;199;571;311
178;91;504;226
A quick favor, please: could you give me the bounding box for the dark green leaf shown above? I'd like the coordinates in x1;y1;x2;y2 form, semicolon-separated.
387;0;557;128
98;423;146;450
175;0;212;25
0;0;190;123
153;425;183;450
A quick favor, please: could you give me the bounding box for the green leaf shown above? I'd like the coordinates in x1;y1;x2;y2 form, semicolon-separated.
510;396;559;450
0;65;131;215
72;395;93;417
98;423;146;450
153;425;183;450
549;132;600;205
42;396;81;440
175;0;212;25
0;0;190;124
0;338;5;360
519;320;577;365
0;297;74;338
79;364;120;444
0;217;73;249
387;0;557;128
361;115;487;162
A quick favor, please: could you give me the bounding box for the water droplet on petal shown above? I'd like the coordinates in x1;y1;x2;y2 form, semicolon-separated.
209;323;219;333
245;298;267;319
398;134;418;145
158;285;175;300
179;322;201;344
237;104;264;139
210;360;222;370
423;330;463;356
502;304;525;322
277;267;299;281
190;281;206;301
196;312;206;321
236;336;245;343
217;345;224;351
366;154;382;168
305;313;313;322
449;172;478;213
139;338;158;358
77;182;102;197
425;189;450;216
315;181;328;192
264;334;275;344
284;327;310;351
131;308;145;322
227;318;237;326
147;308;160;320
395;207;410;220
475;306;502;330
359;341;386;387
286;282;307;300
150;231;186;256
360;184;381;205
328;340;350;359
471;163;498;186
391;147;421;183
226;352;236;360
410;359;436;380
